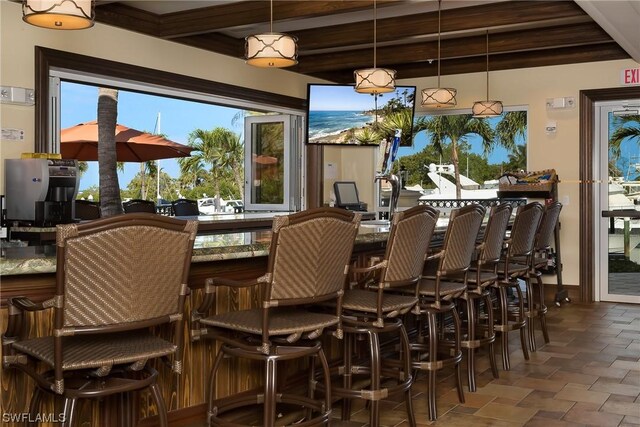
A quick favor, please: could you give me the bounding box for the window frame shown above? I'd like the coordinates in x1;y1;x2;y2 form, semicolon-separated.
34;46;318;208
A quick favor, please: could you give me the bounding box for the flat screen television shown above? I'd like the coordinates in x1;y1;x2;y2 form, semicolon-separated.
306;84;416;146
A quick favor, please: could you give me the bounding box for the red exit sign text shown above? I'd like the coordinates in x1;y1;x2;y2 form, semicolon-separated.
621;68;640;86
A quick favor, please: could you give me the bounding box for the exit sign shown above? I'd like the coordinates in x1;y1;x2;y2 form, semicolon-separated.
621;67;640;86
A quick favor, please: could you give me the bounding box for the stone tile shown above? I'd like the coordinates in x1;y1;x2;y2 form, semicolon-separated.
524;417;585;427
622;371;640;386
474;383;534;401
549;370;599;385
563;403;625;426
600;399;640;417
613;360;640;371
581;365;630;380
513;377;566;393
554;384;610;405
517;390;574;413
590;379;640;397
474;402;537;424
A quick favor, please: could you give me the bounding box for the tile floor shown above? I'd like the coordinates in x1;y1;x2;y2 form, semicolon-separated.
195;301;640;426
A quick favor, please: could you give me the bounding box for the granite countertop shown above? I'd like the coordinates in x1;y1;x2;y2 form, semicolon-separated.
0;223;396;276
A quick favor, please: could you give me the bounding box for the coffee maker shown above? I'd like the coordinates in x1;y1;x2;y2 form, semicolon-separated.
5;158;79;226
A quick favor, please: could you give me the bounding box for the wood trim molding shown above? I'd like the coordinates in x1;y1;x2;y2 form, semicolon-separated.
33;46;307;151
579;86;640;302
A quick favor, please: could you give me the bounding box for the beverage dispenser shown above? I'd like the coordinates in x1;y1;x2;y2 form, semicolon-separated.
5;158;79;226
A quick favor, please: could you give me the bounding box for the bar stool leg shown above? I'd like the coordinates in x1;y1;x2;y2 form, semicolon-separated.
149;382;168;427
496;284;511;371
426;311;438;421
536;272;550;344
27;387;43;427
451;308;465;404
264;356;277;427
367;330;381;427
340;333;354;421
483;292;499;379
525;276;538;352
464;295;478;392
514;284;530;361
399;323;416;427
207;348;226;424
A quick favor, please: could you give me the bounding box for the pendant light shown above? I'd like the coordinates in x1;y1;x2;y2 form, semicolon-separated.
354;0;396;94
472;30;503;118
245;0;298;68
421;0;456;108
22;0;94;30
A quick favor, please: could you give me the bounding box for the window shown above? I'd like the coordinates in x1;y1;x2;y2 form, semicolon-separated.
35;47;308;211
378;107;528;207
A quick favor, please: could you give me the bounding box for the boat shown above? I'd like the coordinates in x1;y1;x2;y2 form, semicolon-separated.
418;164;499;201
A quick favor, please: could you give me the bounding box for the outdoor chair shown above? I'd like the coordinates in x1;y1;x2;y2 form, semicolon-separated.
493;202;543;370
74;199;101;220
331;205;439;427
458;203;512;391
1;213;198;427
412;204;485;421
172;198;200;216
191;207;360;427
123;199;156;214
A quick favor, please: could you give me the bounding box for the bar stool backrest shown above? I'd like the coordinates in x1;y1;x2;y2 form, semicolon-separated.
508;202;544;258
266;208;360;303
172;198;200;216
383;205;439;287
56;213;197;329
439;204;486;275
480;203;513;264
123;199;156;213
535;201;562;251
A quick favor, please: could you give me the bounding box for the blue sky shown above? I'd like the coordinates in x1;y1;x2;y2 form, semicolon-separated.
308;84;416;111
61;81;242;190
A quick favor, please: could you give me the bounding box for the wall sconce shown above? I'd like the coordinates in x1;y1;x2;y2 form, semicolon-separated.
23;0;94;30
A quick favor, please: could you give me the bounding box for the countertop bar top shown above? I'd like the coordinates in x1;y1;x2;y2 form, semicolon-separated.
1;217;451;277
0;222;401;276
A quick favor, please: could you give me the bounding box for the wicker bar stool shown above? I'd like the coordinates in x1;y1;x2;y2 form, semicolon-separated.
521;201;562;351
192;207;360;427
458;203;512;392
413;204;485;421
2;213;198;427
331;205;439;427
493;202;543;370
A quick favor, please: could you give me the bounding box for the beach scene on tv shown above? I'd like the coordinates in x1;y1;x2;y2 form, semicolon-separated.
307;85;416;146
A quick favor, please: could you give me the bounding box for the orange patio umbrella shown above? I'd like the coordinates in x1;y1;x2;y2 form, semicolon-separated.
60;120;193;162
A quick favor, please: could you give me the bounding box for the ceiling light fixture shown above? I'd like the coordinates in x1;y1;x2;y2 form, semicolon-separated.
472;30;503;118
245;0;298;68
421;0;456;108
354;0;396;94
22;0;94;30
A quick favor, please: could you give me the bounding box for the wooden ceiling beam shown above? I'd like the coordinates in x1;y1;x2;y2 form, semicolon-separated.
157;1;399;39
293;22;611;74
313;43;629;83
294;1;588;51
95;3;161;36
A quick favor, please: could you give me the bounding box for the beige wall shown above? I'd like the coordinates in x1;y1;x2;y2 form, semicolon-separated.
0;0;323;190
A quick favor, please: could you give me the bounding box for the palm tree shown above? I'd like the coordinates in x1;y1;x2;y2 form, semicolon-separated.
495;111;527;153
415;114;493;198
506;143;527;172
610;114;640;160
179;127;244;200
97;87;123;217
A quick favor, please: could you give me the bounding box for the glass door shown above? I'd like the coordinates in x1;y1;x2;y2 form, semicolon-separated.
244;115;301;211
597;102;640;303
